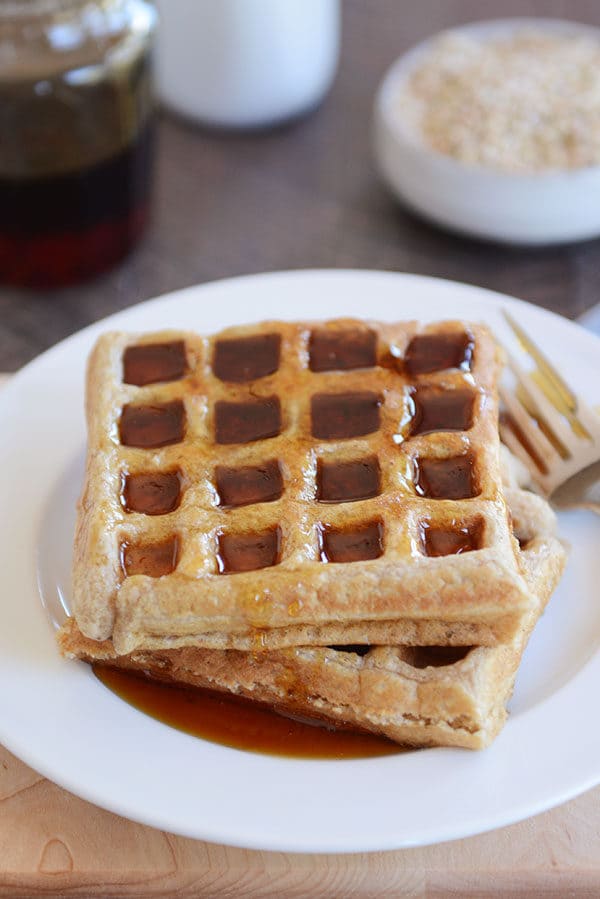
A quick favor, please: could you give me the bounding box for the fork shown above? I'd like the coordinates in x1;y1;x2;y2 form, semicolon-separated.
499;311;600;511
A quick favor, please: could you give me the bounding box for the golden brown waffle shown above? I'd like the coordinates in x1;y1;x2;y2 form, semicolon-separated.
72;318;532;655
60;486;566;749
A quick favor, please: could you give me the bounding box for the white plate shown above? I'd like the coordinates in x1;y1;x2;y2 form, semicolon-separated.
1;270;599;853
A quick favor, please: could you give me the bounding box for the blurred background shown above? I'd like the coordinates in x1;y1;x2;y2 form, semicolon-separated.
1;0;599;372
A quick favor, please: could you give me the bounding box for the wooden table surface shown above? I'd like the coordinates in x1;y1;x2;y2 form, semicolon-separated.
1;1;599;895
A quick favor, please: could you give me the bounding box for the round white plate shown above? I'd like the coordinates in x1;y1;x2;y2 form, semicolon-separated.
0;270;598;853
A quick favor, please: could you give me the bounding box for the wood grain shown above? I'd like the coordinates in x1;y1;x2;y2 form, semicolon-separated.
1;0;600;894
0;743;599;898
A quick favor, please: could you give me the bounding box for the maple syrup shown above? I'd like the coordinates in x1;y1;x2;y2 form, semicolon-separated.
414;454;478;500
409;386;475;436
93;665;403;760
120;536;179;578
0;129;153;288
309;328;377;372
123;342;187;387
213;333;281;382
217;527;282;573
318;521;384;563
0;0;156;287
404;331;474;375
215;460;284;508
121;470;183;516
119;401;186;449
311;391;382;439
214;397;282;444
317;456;381;503
420;519;483;557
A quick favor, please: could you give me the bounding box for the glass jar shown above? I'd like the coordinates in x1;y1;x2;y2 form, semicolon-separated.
0;0;157;288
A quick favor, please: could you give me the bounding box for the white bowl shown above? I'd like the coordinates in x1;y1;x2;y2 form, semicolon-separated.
373;18;600;246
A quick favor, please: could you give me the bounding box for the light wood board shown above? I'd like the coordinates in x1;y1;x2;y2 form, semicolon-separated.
0;744;599;897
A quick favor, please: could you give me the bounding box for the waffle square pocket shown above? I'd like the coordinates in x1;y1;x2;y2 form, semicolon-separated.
71;318;533;655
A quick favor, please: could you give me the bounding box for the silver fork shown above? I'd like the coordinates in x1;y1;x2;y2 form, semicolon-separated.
499;311;600;511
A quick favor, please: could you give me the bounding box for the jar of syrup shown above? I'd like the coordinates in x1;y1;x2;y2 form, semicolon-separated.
0;0;156;288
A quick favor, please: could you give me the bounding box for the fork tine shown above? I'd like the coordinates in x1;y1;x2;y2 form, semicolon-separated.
501;314;600;498
503;311;577;411
499;384;560;479
500;426;546;490
506;353;579;455
514;383;569;460
569;394;600;441
503;310;592;439
528;369;591;441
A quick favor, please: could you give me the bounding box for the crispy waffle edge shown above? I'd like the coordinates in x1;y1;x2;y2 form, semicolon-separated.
72;319;535;655
59;487;567;750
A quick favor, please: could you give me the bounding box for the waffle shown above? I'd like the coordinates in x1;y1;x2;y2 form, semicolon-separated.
72;318;533;655
59;486;566;749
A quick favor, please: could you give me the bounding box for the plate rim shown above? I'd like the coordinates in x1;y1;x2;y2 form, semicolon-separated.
1;268;599;853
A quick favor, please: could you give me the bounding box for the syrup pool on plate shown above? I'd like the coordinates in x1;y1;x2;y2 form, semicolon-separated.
94;665;403;760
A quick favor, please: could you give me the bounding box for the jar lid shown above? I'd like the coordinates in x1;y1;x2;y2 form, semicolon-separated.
0;0;87;17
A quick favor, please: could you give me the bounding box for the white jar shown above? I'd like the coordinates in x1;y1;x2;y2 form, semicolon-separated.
155;0;340;128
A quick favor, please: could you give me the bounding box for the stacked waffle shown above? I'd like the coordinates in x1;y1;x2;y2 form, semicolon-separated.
58;319;566;749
